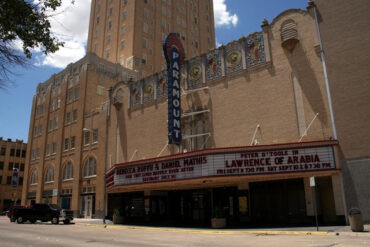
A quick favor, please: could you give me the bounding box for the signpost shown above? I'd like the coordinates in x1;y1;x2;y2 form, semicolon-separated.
310;176;319;231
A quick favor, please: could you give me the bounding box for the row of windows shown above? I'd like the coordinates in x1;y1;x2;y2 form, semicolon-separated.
0;161;25;171
29;157;97;184
64;137;76;151
0;147;26;157
65;109;78;125
0;175;23;185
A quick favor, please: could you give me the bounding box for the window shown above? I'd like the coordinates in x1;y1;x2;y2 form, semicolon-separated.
108;21;112;30
20;163;25;171
64;138;69;151
120;40;126;50
143;23;148;33
16;149;21;157
65;112;71;124
6;176;12;185
0;147;6;155
18;177;23;186
8;162;13;170
10;148;15;156
0;176;2;184
106;35;111;44
96;17;100;24
72;109;78;122
22;150;26;158
70;136;76;149
63;162;73;180
45;166;54;182
0;161;4;170
83;157;96;177
93;129;99;143
52;143;57;154
30;170;38;184
84;131;90;145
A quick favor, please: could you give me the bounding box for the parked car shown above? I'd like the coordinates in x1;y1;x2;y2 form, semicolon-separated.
1;210;9;216
7;205;30;222
13;203;73;224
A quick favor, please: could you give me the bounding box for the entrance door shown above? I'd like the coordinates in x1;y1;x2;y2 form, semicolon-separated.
82;195;93;218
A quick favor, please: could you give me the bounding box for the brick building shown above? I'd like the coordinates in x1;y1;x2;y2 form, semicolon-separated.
22;0;370;226
0;138;26;212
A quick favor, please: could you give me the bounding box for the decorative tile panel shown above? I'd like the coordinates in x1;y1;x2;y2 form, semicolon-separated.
130;81;142;107
205;49;223;81
246;32;266;67
143;77;155;103
187;57;203;90
156;70;168;99
224;41;243;74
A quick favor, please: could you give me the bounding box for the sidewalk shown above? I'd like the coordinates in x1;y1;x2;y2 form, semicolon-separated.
73;218;370;236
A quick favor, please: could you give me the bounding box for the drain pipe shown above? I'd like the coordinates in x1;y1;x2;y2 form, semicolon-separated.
310;1;337;140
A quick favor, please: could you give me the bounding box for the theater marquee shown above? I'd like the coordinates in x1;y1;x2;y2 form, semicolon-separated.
112;145;336;186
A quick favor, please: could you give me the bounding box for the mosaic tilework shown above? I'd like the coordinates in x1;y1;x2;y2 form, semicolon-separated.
224;42;243;74
246;32;266;67
143;77;155;103
156;70;168;99
130;81;142;107
187;57;203;90
205;49;223;81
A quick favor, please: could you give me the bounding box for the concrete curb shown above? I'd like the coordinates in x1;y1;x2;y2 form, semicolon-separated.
84;223;329;236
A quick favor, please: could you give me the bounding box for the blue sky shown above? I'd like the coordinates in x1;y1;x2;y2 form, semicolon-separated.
0;0;308;142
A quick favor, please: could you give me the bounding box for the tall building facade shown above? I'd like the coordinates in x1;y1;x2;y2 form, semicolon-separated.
0;138;26;212
21;54;138;218
22;0;370;226
87;0;216;76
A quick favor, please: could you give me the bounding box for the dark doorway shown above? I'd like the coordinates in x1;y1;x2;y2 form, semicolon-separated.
250;179;307;225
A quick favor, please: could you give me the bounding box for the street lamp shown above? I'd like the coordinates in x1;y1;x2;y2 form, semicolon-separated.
82;127;108;224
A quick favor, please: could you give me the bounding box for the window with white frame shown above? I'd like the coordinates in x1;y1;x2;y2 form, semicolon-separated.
83;157;96;177
45;166;54;182
30;170;38;184
63;162;73;180
92;129;98;143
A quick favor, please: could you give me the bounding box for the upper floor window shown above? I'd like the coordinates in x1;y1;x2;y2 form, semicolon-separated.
83;157;97;177
0;147;6;155
63;162;73;180
45;166;54;182
30;170;38;185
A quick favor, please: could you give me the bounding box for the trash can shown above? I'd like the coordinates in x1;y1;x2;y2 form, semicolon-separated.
348;208;364;232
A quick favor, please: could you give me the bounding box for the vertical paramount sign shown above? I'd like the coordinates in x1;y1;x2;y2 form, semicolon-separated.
163;33;185;144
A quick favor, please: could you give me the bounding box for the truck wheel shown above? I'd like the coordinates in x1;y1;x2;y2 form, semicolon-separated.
63;219;70;224
51;217;59;224
17;217;24;224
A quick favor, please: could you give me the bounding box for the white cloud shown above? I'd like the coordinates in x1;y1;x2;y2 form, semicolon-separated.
213;0;238;27
35;0;91;68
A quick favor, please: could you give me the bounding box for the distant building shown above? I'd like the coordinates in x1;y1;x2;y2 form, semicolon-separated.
87;0;216;76
0;138;26;212
22;0;370;226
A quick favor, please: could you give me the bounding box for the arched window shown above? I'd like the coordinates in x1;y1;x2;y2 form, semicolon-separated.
83;157;96;177
63;162;73;180
45;166;54;182
30;170;38;184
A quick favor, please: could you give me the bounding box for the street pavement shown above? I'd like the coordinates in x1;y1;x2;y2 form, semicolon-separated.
1;216;369;247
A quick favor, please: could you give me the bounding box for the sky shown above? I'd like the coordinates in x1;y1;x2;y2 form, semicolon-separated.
0;0;308;142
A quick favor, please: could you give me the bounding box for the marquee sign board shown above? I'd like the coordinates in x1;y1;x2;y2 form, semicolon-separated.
163;33;185;144
114;146;336;186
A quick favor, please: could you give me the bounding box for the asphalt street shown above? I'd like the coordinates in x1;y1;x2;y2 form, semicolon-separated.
0;216;369;247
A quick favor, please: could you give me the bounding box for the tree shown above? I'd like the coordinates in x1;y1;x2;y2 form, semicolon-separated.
0;0;73;88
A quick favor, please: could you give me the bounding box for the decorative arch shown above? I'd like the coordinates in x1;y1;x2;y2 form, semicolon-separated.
63;161;74;180
83;156;97;177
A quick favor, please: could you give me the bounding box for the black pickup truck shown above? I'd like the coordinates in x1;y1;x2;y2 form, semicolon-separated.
13;203;73;224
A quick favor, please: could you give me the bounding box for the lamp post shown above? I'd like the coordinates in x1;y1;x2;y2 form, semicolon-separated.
82;126;108;224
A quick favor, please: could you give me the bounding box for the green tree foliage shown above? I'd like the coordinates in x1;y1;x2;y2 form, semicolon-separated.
0;0;73;88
